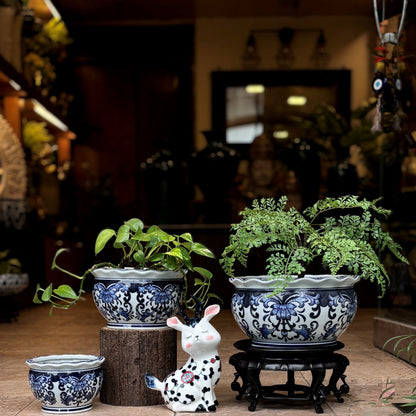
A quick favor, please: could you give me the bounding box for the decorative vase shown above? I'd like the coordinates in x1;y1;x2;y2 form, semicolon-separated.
140;148;192;224
0;273;28;296
26;354;104;414
190;130;240;223
230;274;360;348
91;268;184;329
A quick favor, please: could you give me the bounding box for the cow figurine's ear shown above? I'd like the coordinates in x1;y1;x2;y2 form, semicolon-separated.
203;304;220;321
167;316;186;332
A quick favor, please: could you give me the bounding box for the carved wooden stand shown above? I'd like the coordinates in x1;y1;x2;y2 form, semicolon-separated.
229;340;350;413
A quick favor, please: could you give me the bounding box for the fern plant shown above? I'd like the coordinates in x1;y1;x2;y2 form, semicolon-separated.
220;195;408;295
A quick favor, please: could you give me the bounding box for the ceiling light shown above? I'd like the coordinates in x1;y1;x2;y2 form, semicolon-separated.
273;130;289;139
310;30;330;68
242;27;329;69
245;84;265;94
8;80;21;91
32;99;68;131
43;0;61;19
287;96;307;106
242;33;260;68
276;27;295;69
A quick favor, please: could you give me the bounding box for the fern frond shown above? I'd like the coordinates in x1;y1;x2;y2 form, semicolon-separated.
220;195;408;296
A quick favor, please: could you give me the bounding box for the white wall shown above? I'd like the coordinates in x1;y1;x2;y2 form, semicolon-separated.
194;16;376;150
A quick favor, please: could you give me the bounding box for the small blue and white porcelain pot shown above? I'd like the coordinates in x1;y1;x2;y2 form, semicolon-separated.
230;274;360;348
26;354;104;414
91;268;184;329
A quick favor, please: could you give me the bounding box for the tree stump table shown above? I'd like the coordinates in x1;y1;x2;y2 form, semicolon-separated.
229;340;350;413
100;326;177;406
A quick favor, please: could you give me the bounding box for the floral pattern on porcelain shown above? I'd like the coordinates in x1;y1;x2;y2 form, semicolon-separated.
92;268;183;329
230;275;359;347
26;354;104;414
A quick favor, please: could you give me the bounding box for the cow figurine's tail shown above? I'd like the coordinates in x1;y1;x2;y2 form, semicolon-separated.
144;373;164;392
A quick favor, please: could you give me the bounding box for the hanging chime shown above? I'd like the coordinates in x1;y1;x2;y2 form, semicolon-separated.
372;0;408;134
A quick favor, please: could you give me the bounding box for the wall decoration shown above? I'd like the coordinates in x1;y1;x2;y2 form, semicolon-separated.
0;115;27;229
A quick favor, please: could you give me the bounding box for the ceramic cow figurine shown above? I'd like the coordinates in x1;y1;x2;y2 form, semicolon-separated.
145;304;221;412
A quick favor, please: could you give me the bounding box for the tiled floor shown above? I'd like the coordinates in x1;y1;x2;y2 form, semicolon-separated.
1;295;416;416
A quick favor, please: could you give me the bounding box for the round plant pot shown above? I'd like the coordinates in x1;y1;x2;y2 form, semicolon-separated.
0;273;29;296
230;274;360;348
26;354;104;414
91;268;184;329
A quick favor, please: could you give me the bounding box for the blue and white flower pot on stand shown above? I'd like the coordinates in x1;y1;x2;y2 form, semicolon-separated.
91;268;184;329
26;354;104;414
230;274;360;348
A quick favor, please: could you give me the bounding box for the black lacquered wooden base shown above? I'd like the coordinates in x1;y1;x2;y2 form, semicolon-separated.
229;340;350;413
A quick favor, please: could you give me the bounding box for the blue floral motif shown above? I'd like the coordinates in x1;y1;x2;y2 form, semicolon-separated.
29;369;103;411
99;283;127;303
305;293;321;306
93;279;183;328
231;286;358;346
293;324;312;340
322;324;339;340
260;324;274;338
59;373;98;406
346;297;358;319
264;300;297;320
137;284;181;323
151;285;175;307
93;282;133;323
233;292;244;306
29;373;56;405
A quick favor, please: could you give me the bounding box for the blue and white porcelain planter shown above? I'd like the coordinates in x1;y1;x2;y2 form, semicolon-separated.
91;268;184;329
26;354;104;414
0;273;29;296
230;274;360;348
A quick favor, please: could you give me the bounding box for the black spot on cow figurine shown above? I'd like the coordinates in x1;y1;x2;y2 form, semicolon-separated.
145;304;221;412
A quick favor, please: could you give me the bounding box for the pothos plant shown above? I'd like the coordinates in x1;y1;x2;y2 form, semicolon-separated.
220;195;408;295
377;335;416;414
34;218;218;313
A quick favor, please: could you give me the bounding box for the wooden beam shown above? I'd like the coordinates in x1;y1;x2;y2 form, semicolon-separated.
3;96;21;139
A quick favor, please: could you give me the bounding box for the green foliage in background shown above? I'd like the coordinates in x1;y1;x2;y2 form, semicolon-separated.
0;250;22;274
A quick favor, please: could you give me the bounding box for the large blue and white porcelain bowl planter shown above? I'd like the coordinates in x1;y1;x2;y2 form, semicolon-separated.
91;268;184;329
230;274;360;348
26;354;104;414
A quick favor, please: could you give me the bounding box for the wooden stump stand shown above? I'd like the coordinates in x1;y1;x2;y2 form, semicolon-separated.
100;326;177;406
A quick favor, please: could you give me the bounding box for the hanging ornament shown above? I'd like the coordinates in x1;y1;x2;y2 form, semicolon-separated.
372;0;408;134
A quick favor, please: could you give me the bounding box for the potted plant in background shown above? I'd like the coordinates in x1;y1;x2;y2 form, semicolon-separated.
220;195;408;347
33;218;218;328
0;249;28;295
0;249;29;321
